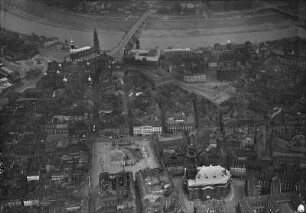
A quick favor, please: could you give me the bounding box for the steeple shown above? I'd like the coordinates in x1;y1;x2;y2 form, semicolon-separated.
185;143;197;169
70;39;75;49
226;39;232;50
93;28;101;55
135;38;140;50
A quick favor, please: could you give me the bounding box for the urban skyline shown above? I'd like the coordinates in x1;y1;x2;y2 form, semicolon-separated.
1;0;306;213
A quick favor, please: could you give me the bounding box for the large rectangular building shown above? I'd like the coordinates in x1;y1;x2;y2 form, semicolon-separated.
124;48;161;66
184;74;207;83
133;125;162;136
135;168;186;213
151;135;187;175
97;171;137;213
184;165;231;200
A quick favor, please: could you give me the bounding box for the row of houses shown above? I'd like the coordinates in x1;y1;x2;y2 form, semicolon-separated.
183;73;207;83
278;55;306;70
99;123;196;137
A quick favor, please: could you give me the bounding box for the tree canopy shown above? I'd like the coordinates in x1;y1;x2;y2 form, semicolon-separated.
43;0;81;10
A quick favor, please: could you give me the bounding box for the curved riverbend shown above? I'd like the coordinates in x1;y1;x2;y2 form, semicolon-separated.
2;1;306;50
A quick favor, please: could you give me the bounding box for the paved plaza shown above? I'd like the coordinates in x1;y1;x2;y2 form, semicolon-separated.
91;137;160;188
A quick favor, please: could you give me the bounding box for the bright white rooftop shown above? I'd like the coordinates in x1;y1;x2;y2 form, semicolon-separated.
187;165;231;187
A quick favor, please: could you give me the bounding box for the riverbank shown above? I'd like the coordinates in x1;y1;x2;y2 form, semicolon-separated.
2;9;124;51
146;12;290;30
4;0;135;31
2;0;305;51
140;26;304;49
142;21;292;38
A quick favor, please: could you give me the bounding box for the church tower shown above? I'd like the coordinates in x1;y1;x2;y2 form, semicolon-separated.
226;39;232;50
183;142;198;195
70;39;75;49
185;143;197;170
93;28;101;55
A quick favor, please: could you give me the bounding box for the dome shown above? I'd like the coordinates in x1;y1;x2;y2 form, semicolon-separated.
297;204;305;213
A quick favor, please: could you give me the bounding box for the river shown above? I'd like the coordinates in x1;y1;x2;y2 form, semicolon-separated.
2;10;125;51
2;8;306;51
140;27;306;49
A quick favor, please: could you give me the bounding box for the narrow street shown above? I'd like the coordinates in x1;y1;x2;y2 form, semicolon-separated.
88;60;104;213
89;139;104;213
223;179;245;213
172;177;194;213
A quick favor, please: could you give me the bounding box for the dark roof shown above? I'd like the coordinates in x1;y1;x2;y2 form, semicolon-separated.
239;192;303;213
185;168;198;180
220;50;236;62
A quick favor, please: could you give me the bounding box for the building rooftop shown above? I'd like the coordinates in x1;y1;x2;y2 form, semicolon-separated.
128;48;161;62
97;171;136;212
158;134;184;142
70;46;92;54
136;168;171;200
239;191;303;213
98;140;160;178
99;171;132;196
187;165;231;187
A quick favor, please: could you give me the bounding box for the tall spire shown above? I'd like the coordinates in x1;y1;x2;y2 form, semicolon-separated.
226;39;232;50
185;143;197;169
93;28;101;55
70;39;75;49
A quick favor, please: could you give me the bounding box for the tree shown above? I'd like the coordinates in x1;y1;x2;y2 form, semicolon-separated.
62;0;81;10
43;0;81;10
172;2;182;14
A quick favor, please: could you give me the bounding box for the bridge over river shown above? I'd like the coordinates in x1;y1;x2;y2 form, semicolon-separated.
109;8;152;62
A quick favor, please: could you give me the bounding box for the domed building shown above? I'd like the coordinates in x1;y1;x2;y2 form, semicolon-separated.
183;143;231;200
184;165;231;200
297;204;305;213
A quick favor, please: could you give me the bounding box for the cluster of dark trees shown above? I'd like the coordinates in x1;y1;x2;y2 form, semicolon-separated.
41;0;82;10
206;0;254;12
157;2;197;15
0;31;38;61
